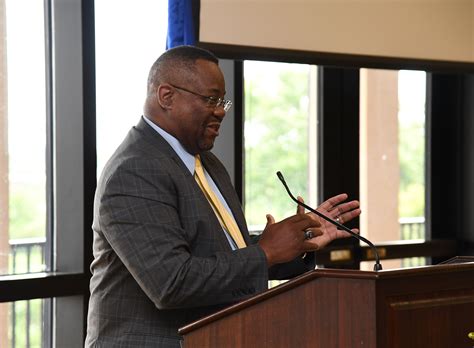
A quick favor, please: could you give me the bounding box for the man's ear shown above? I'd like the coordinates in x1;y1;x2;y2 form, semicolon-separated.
157;84;174;109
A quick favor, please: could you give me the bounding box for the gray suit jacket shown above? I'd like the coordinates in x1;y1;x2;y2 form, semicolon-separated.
86;117;313;347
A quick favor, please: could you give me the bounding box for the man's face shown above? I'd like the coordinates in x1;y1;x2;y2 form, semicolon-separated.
171;59;227;155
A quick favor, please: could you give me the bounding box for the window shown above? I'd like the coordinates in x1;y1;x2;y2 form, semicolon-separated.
1;0;93;346
0;0;48;277
243;61;317;230
0;1;49;345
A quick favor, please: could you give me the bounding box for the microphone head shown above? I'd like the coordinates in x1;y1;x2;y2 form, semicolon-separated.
276;171;284;182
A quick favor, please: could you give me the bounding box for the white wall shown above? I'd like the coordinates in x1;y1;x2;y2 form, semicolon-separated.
201;0;474;63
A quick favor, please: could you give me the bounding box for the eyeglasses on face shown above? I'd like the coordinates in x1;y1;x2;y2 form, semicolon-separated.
169;83;233;112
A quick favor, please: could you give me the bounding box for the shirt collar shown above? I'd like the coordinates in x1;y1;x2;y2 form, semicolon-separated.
142;115;195;174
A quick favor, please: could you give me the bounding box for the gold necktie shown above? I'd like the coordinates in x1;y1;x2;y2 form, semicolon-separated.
194;155;246;248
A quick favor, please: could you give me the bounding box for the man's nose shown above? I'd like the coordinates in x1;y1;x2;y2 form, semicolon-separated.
213;105;226;119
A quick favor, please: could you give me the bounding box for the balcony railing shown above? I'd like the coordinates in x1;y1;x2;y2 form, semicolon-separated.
399;217;427;267
8;237;47;348
399;216;425;240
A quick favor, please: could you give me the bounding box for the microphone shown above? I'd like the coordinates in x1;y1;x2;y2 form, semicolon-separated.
276;171;383;271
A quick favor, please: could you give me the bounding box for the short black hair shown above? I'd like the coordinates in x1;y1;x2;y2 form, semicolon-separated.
147;45;218;95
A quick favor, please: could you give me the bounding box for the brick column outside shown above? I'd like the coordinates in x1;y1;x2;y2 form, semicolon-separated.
360;69;401;270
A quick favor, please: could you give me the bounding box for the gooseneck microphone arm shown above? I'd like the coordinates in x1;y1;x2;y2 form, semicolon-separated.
276;171;382;271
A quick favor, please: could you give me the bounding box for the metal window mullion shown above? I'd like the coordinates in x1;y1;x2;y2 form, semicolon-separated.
44;0;54;346
51;0;86;345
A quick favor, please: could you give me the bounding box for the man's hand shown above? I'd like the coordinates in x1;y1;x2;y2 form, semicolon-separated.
299;194;361;251
258;213;322;267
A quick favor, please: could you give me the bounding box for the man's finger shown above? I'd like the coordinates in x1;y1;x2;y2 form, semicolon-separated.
318;193;348;211
337;208;361;224
296;196;305;215
291;213;321;230
265;214;275;226
303;240;320;251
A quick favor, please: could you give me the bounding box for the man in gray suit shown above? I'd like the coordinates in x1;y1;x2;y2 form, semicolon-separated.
86;46;361;347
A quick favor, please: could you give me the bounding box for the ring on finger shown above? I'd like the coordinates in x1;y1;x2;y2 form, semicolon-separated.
335;216;342;223
304;230;314;240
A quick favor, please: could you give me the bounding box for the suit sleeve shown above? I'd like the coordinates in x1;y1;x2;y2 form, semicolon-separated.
97;157;269;310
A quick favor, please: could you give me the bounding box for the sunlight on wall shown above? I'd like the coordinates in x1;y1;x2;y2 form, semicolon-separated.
95;0;168;174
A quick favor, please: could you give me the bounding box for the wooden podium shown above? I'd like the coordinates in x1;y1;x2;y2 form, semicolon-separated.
179;260;474;347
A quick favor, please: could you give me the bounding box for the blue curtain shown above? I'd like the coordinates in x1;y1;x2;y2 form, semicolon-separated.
167;0;197;49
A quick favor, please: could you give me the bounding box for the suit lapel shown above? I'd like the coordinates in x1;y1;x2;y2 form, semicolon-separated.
134;117;193;175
